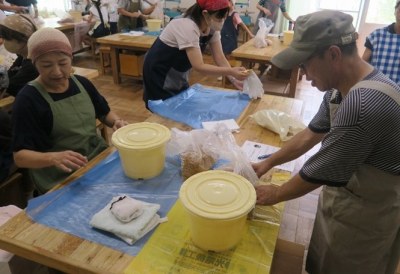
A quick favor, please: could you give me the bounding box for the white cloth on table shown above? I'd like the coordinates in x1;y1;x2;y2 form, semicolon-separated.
90;195;166;245
110;195;144;223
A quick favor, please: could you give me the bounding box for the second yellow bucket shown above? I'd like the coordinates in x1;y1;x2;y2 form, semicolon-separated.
179;170;256;252
112;122;171;179
147;19;162;32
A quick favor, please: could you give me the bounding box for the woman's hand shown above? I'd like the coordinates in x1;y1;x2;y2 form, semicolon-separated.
231;78;243;90
50;151;88;173
231;67;249;81
255;184;279;205
130;11;142;18
112;119;129;131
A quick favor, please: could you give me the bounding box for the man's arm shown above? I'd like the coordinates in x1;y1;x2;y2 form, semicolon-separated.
253;127;325;177
282;11;294;23
255;174;322;205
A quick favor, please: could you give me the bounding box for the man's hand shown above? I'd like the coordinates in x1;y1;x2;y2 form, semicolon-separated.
255;184;279;205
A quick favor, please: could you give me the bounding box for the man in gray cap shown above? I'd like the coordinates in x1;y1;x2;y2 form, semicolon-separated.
252;10;400;274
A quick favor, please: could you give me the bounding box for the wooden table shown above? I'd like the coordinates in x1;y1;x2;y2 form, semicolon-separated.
0;94;304;273
97;34;156;84
231;36;300;98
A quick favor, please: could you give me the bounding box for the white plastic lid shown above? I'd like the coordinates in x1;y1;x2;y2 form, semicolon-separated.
111;122;171;150
179;170;256;220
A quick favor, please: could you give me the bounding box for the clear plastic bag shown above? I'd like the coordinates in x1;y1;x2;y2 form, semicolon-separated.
251;109;306;141
214;125;259;186
166;125;259;185
254;18;274;48
243;70;264;99
166;128;220;180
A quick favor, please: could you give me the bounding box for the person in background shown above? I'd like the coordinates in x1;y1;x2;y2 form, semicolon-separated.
104;0;119;34
142;0;249;108
82;0;92;16
12;27;128;194
6;0;38;18
0;14;39;97
253;0;294;34
362;0;400;85
253;0;295;75
83;0;110;38
253;10;400;274
0;109;13;183
117;0;152;32
0;0;28;14
221;0;254;56
140;0;163;21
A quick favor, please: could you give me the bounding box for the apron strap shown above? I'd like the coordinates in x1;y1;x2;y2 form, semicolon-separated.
351;80;400;105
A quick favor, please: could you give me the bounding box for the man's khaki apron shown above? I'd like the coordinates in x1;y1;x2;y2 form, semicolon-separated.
306;81;400;274
29;76;108;194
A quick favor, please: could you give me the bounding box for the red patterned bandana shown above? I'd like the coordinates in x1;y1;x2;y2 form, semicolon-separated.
197;0;229;11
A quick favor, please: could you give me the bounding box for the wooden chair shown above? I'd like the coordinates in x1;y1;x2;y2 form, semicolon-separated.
0;172;30;208
96;119;110;145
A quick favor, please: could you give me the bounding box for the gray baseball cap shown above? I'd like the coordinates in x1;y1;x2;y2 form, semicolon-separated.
272;10;358;70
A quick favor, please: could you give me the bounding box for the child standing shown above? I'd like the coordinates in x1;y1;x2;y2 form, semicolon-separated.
221;0;254;55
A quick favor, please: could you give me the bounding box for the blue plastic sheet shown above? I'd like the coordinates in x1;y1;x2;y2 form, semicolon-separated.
148;84;251;129
26;151;183;256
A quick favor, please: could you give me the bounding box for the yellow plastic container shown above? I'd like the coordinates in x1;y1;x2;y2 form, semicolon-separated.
112;122;171;179
283;30;294;46
179;170;256;252
147;19;162;32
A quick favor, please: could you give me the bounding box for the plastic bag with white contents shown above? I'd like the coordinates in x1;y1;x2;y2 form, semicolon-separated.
251;109;306;141
243;70;264;99
214;125;259;186
254;18;274;48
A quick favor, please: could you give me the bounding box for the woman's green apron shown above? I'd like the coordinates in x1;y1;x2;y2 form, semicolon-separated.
306;81;400;274
29;76;108;194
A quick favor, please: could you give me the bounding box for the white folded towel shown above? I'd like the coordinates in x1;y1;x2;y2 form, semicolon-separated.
90;195;165;245
110;196;144;223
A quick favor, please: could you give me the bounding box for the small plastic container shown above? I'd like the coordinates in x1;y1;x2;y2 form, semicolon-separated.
112;122;171;179
283;30;294;46
179;170;256;252
146;19;162;32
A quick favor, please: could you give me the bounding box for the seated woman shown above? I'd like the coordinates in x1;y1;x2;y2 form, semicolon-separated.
0;14;39;97
142;0;249;108
12;27;128;194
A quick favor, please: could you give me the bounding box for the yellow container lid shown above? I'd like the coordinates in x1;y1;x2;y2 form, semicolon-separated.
112;122;171;150
179;170;256;220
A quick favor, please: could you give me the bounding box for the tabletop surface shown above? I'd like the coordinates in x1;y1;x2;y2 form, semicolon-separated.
42;17;77;31
96;33;157;49
0;93;303;274
231;36;288;62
